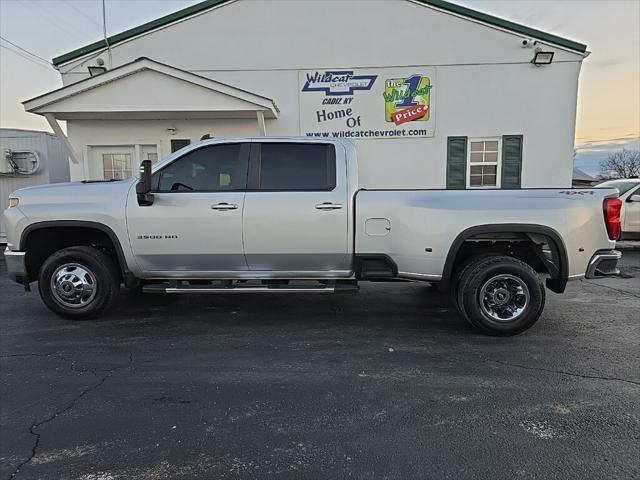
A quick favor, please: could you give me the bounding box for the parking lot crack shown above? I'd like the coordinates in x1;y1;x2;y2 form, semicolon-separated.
1;353;69;360
8;353;134;479
581;279;640;298
489;360;640;387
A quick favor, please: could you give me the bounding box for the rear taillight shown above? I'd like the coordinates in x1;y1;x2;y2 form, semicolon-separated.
603;197;622;241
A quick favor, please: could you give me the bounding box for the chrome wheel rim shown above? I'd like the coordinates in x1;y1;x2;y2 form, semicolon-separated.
479;274;529;322
50;263;97;309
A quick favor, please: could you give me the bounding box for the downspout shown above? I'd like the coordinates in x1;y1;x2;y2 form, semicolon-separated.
256;111;266;136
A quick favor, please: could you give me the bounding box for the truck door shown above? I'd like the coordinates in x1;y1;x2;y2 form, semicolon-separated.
126;143;249;275
242;141;352;275
623;185;640;235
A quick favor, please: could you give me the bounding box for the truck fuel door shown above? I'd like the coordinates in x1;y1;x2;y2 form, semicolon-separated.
365;218;391;236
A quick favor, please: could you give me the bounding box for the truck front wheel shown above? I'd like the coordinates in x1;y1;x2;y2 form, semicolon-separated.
38;246;120;319
456;255;545;336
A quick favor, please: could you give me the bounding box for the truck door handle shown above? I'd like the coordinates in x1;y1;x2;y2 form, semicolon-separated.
315;202;343;211
211;202;238;211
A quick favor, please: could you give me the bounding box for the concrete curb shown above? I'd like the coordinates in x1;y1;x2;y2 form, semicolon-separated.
617;241;640;252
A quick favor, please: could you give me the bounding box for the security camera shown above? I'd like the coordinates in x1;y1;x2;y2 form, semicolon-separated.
521;39;537;48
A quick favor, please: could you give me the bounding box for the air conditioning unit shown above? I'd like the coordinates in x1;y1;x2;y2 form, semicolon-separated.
0;149;40;175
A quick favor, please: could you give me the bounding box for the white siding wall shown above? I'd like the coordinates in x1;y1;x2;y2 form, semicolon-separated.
58;0;583;187
67;118;259;180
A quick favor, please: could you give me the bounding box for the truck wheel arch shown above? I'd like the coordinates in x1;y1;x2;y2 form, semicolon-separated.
19;220;132;285
441;224;569;293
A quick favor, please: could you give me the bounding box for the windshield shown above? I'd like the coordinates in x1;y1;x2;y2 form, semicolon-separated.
598;180;640;195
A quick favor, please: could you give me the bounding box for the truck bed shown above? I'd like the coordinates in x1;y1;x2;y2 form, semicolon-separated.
355;188;618;280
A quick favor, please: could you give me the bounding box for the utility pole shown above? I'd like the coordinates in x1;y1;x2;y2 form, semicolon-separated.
102;0;112;68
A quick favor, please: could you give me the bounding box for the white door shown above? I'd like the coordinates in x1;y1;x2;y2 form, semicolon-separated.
140;145;159;165
242;142;351;276
91;145;158;180
126;143;250;276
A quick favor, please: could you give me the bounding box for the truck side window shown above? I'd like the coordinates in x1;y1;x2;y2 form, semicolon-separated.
258;143;336;191
156;144;246;192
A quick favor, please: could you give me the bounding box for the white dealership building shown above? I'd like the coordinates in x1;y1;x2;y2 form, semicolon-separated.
24;0;588;189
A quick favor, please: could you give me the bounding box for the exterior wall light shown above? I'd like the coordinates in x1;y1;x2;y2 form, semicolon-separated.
88;66;107;76
531;50;554;66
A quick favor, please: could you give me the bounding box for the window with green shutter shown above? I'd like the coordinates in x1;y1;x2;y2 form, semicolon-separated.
501;135;523;189
446;136;467;189
448;135;523;189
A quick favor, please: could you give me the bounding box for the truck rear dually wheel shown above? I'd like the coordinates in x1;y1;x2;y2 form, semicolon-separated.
456;255;545;336
38;246;120;319
451;253;495;314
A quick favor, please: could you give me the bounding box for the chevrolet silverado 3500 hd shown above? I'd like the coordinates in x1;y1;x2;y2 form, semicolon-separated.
3;137;623;335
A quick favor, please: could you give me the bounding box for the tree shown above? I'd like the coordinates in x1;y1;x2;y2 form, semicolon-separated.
599;148;640;178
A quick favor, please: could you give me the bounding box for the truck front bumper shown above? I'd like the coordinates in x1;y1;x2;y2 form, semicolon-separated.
4;247;27;284
585;249;622;279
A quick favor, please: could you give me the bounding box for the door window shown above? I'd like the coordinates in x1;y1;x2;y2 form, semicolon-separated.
102;153;132;180
141;145;159;164
156;144;246;192
257;143;336;191
93;144;156;180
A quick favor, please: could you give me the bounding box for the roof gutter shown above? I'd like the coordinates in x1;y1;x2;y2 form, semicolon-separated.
414;0;587;54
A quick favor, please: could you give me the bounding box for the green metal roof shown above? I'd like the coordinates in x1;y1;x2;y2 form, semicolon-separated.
52;0;231;66
52;0;587;67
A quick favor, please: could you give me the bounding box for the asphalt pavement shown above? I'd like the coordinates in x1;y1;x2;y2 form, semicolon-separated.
1;253;639;480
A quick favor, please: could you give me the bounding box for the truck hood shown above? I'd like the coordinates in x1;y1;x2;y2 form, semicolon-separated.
11;179;136;209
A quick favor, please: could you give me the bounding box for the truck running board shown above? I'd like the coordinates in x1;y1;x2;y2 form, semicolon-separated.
142;281;359;295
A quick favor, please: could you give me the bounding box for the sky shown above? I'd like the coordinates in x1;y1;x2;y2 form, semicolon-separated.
1;0;639;176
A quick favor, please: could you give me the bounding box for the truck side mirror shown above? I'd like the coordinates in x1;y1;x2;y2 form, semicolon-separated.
628;194;640;203
136;160;154;206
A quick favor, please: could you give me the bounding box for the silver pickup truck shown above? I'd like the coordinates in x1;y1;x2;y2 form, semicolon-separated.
3;137;623;335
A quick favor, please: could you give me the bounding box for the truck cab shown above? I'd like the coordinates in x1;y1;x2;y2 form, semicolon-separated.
127;138;355;278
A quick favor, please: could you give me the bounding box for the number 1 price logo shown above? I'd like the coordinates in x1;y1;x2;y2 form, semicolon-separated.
383;75;432;124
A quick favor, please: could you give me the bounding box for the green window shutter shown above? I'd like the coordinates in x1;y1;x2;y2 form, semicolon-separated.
501;135;523;189
446;136;467;189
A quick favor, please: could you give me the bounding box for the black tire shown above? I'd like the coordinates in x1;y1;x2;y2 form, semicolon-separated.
456;255;545;336
38;246;120;319
450;253;496;314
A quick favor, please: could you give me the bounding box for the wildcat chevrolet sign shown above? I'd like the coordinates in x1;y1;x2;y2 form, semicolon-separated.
300;67;435;139
301;71;378;96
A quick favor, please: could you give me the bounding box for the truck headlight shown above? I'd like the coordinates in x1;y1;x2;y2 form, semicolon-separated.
8;197;19;208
